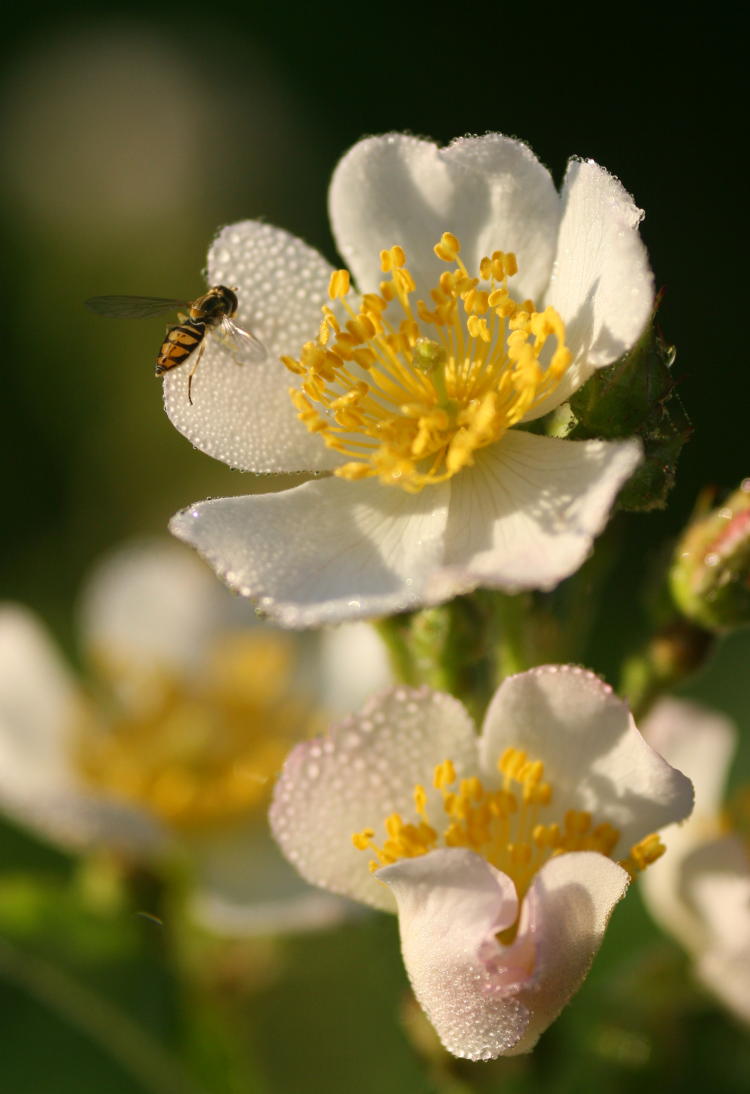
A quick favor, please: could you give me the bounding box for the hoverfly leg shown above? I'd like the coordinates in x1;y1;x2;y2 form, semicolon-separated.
187;340;207;406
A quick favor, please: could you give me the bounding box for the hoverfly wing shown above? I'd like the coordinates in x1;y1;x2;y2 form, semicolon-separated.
219;317;269;363
85;295;189;319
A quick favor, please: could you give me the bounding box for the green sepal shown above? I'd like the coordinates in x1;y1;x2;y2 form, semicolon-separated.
567;318;691;511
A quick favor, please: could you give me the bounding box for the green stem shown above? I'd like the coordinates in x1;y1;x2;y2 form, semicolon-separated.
0;936;208;1094
619;620;714;720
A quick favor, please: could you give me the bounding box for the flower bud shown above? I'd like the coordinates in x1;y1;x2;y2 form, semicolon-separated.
670;480;750;631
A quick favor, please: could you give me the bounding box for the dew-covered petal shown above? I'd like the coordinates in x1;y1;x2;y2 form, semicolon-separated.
378;848;529;1059
479;666;694;855
269;688;479;911
378;848;628;1059
506;852;630;1055
170;476;450;627
163;220;340;473
78;539;228;678
187;821;351;936
536;158;654;414
329;133;560;304
441;431;641;593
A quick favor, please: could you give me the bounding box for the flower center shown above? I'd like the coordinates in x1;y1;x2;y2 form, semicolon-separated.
282;233;572;493
354;748;665;904
73;634;313;831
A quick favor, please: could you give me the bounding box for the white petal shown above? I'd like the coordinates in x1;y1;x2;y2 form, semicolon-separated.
642;698;735;818
329;133;560;303
685;835;750;1023
507;853;630;1054
3;782;168;858
378;848;528;1060
538;158;654;411
163;220;340;473
378;848;629;1060
269;688;479;912
187;821;351;936
0;606;167;857
639;701;737;952
480;666;694;855
170;476;450;627
441;431;641;593
78;539;228;676
0;606;77;791
315;622;393;717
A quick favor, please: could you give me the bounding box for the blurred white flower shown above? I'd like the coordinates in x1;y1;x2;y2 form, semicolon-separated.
270;666;692;1059
165;132;651;626
0;540;390;934
641;698;750;1024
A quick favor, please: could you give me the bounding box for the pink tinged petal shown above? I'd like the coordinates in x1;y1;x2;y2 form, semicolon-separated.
378;849;629;1060
480;666;694;855
269;688;479;912
440;431;642;594
78;539;228;677
163;220;340;474
536;158;654;415
169;476;450;627
378;848;529;1060
329;133;560;304
508;853;631;1055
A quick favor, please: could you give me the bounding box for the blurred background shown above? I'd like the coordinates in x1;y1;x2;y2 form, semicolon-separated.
1;7;748;1092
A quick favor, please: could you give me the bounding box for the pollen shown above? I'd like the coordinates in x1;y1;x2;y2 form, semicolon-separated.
284;232;572;492
353;747;665;906
72;633;314;831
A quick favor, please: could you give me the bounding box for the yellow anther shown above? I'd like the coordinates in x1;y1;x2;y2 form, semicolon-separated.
328;269;350;299
352;829;375;850
434;759;457;789
564;810;592;835
434;232;460;262
286;234;572;493
380;245;406;272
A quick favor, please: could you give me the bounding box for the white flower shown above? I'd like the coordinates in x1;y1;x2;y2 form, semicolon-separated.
0;540;390;935
269;665;692;1059
641;698;750;1024
164;132;651;626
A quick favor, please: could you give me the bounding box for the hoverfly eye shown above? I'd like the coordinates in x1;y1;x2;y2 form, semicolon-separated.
219;286;238;316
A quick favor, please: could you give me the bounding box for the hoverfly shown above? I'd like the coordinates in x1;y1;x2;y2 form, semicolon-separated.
85;285;267;404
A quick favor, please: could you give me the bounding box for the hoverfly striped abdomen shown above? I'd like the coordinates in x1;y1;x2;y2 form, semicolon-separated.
155;319;206;375
86;283;266;404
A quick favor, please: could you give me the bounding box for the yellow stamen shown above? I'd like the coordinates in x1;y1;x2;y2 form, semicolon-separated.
73;633;314;831
285;234;572;493
355;750;667;924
